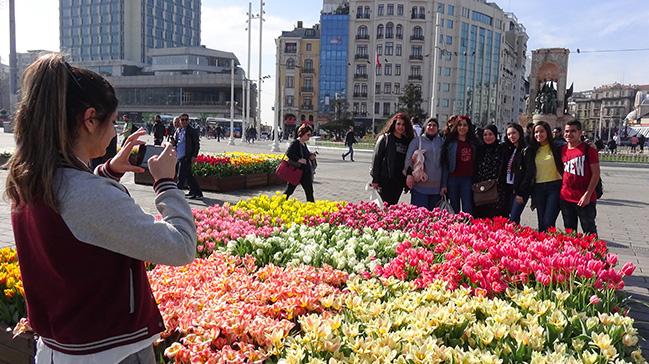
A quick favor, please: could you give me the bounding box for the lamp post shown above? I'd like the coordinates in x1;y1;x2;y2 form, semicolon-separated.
229;59;236;145
257;0;265;131
430;11;441;118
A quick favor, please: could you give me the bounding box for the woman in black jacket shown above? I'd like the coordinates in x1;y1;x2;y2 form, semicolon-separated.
284;124;317;202
500;123;527;223
473;124;505;219
370;113;414;205
519;121;564;232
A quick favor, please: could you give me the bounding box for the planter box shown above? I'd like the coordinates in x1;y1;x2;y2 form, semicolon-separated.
245;173;268;189
267;173;286;186
134;169;155;186
217;175;246;192
194;176;221;192
0;324;36;364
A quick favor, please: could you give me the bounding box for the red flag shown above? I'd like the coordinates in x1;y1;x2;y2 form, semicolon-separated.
375;52;381;68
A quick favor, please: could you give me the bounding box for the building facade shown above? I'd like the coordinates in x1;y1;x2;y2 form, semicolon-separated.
275;22;321;135
569;84;638;137
499;13;528;126
107;47;255;120
345;0;521;130
59;0;201;75
319;2;350;121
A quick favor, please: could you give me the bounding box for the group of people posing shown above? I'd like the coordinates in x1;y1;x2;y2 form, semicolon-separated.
369;113;601;236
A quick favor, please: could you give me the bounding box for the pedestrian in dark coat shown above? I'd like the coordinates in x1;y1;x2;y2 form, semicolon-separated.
342;126;357;161
174;113;203;199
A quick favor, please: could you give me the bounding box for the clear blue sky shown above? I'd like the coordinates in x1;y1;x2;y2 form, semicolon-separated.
1;0;647;124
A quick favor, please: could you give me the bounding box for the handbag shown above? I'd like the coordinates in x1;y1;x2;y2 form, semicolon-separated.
412;136;428;183
275;159;302;185
436;195;454;214
472;179;499;206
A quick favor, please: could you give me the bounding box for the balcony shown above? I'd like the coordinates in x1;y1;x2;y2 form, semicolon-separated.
355;53;369;60
353;92;368;98
356;13;370;19
301;86;314;93
284;48;297;54
353;111;368;117
410;35;424;41
354;73;368;80
409;54;424;61
302;68;315;74
355;34;370;40
408;75;422;81
411;13;425;20
301;104;314;111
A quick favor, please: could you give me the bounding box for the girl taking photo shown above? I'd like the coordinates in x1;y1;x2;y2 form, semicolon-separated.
6;54;197;363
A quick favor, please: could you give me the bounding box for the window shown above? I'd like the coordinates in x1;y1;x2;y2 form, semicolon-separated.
413;26;423;38
375;82;381;94
447;4;455;16
377;44;383;55
395;44;402;56
447;19;454;29
395;64;401;75
306;43;312;51
444;67;451;76
386;22;394;38
361;84;368;94
356;64;367;74
375;102;380;114
397;4;403;16
437;3;444;13
385;42;393;55
377;24;384;38
357;25;368;37
383;102;391;115
286;95;294;106
394;83;400;94
384;83;391;94
284;42;297;53
462;7;470;18
304;59;313;70
361;102;367;113
419;7;425;17
411;45;422;56
446;35;452;45
356;45;368;56
353;84;360;94
440;83;450;92
396;24;403;39
378;4;384;16
364;6;370;15
384;64;392;75
353;102;359;112
440;99;449;107
286;58;295;69
471;11;493;25
376;65;381;76
286;76;294;88
411;65;421;76
387;4;394;15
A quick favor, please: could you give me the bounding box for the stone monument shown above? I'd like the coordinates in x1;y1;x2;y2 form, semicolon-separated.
526;48;572;127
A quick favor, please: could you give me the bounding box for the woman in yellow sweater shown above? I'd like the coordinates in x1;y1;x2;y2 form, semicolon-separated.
519;121;564;232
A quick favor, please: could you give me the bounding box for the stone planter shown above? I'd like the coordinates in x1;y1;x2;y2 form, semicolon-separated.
0;324;36;364
245;173;268;189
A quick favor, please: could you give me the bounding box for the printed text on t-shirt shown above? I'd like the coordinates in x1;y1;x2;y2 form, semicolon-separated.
564;156;585;176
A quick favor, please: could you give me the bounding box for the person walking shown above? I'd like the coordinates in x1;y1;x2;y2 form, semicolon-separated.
639;134;646;153
6;54;196;363
630;135;639;153
607;138;617;154
284;124;317;202
520;120;564;232
166;120;176;143
174;113;203;200
404;117;447;210
441;115;478;215
500;123;528;223
560;120;601;236
370;113;414;205
153;114;165;146
473;124;505;219
119;114;136;147
342;126;357;161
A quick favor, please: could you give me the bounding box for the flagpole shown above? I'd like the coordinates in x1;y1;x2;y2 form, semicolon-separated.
371;50;379;135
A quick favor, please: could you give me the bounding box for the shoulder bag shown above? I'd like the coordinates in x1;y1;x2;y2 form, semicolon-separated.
472;179;499;206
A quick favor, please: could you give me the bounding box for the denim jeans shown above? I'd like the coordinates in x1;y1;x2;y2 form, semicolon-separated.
560;200;598;235
342;145;354;160
447;175;473;215
532;180;561;232
509;195;528;224
411;190;441;211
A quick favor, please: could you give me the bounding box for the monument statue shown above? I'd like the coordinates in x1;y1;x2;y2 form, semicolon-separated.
534;81;558;115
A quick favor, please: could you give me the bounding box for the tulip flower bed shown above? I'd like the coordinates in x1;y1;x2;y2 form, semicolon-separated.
149;196;646;363
2;195;647;363
0;248;25;326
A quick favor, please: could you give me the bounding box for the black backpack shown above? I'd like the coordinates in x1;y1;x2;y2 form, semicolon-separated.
583;143;603;199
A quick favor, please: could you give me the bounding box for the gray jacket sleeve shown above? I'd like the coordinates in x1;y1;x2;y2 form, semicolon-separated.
57;170;196;266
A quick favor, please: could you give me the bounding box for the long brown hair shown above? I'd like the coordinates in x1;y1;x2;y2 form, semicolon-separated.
5;53;118;211
379;112;414;140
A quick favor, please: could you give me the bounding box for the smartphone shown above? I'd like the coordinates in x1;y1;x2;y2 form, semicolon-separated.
135;145;165;167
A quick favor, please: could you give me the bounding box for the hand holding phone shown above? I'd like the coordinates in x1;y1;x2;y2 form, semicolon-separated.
148;143;177;181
